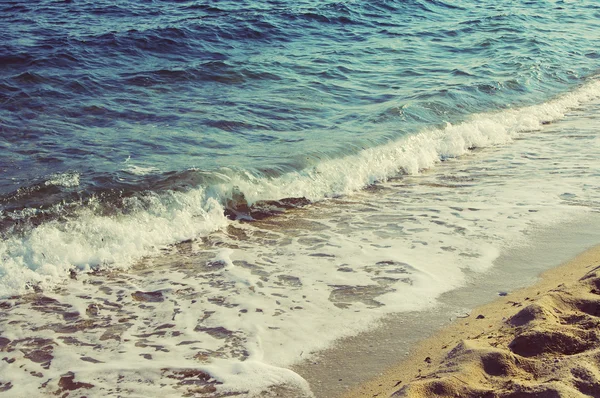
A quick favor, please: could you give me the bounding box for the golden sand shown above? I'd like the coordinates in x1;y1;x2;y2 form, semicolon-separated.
344;245;600;397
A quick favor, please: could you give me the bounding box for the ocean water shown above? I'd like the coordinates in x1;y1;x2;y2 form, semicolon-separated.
1;0;600;396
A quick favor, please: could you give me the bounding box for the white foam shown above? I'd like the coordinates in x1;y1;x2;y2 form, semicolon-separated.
0;189;228;297
123;164;160;176
205;359;314;397
212;79;600;204
2;120;599;396
2;79;600;304
44;172;80;188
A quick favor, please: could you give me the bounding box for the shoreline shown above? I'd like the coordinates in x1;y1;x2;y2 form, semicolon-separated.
342;242;600;397
291;213;600;398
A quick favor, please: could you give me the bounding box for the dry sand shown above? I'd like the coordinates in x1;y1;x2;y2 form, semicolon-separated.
344;244;600;398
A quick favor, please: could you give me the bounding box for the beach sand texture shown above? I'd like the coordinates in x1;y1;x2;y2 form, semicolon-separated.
346;245;600;398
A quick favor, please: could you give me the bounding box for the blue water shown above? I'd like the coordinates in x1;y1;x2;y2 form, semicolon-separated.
1;0;600;288
2;0;598;212
2;2;600;395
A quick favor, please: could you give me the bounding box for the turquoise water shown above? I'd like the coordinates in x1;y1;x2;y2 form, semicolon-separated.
2;0;600;304
2;2;600;396
1;0;599;209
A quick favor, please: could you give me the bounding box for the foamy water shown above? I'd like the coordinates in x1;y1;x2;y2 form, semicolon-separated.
2;80;599;298
1;93;599;396
2;0;600;395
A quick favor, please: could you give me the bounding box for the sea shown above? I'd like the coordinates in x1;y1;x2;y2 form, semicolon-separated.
1;0;600;396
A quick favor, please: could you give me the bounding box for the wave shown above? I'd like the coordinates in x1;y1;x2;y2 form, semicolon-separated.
1;79;599;297
220;78;600;204
0;189;228;296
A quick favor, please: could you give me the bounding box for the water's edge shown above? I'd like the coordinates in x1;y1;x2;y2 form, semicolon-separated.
294;212;600;398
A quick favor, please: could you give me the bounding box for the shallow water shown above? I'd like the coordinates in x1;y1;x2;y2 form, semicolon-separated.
1;1;600;396
2;0;600;290
1;98;600;396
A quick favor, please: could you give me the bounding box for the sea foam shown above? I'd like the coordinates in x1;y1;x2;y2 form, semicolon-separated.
1;79;599;298
219;78;600;205
1;90;600;397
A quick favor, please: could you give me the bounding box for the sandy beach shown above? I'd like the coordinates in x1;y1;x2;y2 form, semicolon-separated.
343;244;600;398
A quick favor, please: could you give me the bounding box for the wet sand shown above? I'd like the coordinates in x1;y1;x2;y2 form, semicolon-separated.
343;244;600;397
